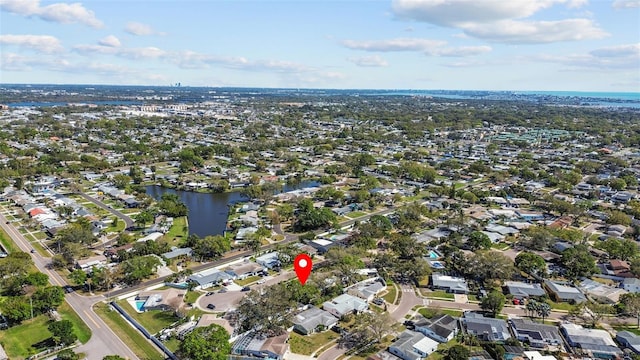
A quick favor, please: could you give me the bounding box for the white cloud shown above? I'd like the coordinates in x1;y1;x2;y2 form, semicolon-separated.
533;44;640;70
73;44;167;59
347;55;389;67
590;43;640;57
341;38;446;52
390;0;605;44
125;22;162;36
613;0;640;8
464;19;608;44
391;0;567;26
428;45;492;57
98;35;121;47
0;0;103;28
0;34;63;53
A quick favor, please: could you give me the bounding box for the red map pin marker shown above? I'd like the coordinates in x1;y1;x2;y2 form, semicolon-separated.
294;254;312;285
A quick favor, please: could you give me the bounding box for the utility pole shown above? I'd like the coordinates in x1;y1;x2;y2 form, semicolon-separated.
30;297;33;319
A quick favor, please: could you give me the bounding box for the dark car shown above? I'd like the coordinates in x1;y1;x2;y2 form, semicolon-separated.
64;286;74;293
205;292;214;296
241;286;250;292
30;249;36;253
206;304;216;310
372;298;384;305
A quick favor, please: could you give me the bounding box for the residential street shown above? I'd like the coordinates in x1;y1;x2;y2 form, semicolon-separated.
76;191;134;229
0;212;140;360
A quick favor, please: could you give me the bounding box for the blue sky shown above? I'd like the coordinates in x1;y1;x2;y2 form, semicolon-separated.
1;0;639;91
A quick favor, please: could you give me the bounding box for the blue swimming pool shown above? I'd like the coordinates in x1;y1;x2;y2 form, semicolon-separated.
134;300;145;312
427;250;439;259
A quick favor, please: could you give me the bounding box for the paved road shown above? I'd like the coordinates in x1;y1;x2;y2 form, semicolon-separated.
0;213;139;360
390;284;424;321
76;192;134;229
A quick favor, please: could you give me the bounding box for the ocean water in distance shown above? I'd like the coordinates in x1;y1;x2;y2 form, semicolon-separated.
515;91;640;101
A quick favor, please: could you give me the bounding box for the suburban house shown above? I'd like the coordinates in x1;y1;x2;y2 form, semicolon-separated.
504;281;546;300
135;288;186;312
292;307;338;335
388;330;439;360
256;252;281;270
188;268;233;289
162;247;193;260
508;318;563;348
430;274;469;294
579;279;627;304
322;294;368;318
560;323;622;359
231;332;288;360
75;254;108;272
544;280;587;304
413;314;459;343
224;262;264;280
463;313;511;342
346;278;386;302
616;331;640;354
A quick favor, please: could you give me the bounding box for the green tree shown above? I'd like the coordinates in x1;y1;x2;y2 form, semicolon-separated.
467;231;492;251
514;252;547;276
193;235;231;261
32;286;65;312
535;302;551;324
178;324;230;360
596;238;638;261
56;349;79;360
102;356;125;360
24;272;49;286
560;245;597;279
69;269;88;286
1;296;31;322
607;210;632;226
49;320;77;345
446;344;471;360
134;210;154;228
480;291;506;317
620;293;640;328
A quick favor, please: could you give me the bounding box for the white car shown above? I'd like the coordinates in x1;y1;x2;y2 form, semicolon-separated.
257;279;266;284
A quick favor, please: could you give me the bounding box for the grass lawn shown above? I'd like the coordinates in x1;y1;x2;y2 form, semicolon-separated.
33;231;48;240
184;291;201;304
93;303;164;360
119;301;179;334
427;290;455;300
234;275;261;286
164;217;188;247
288;331;338;355
108;220;127;233
163;338;181;352
348;211;367;218
0;227;17;253
491;243;510;251
0;314;53;359
382;284;397;304
58;302;92;344
548;301;574;311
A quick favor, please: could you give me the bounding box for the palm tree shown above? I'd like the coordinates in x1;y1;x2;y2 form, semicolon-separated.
536;302;551;324
526;300;539;319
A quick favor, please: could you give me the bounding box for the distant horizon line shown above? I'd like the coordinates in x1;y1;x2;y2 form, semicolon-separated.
1;82;638;95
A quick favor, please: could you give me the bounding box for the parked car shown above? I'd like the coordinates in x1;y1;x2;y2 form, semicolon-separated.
241;286;250;292
219;288;227;293
64;286;74;293
257;279;266;284
205;292;214;296
207;304;216;310
372;298;384;306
